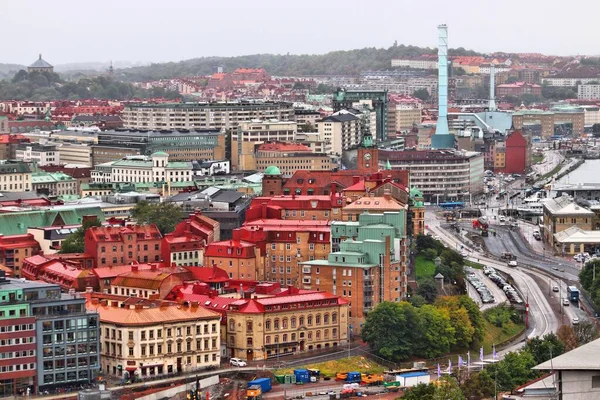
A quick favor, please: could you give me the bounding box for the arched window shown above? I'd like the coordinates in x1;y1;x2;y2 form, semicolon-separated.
308;332;313;340
246;321;253;332
307;315;313;325
291;317;297;328
247;337;253;347
283;334;288;342
291;333;296;341
274;335;279;343
274;319;280;329
316;314;321;325
316;330;321;340
266;336;271;344
324;314;329;324
332;313;338;323
265;319;271;330
229;319;235;332
299;316;305;326
332;328;337;338
282;318;288;329
324;329;329;339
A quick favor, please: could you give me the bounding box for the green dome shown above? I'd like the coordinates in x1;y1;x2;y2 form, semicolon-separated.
414;201;424;207
264;165;281;176
151;151;169;157
410;186;423;198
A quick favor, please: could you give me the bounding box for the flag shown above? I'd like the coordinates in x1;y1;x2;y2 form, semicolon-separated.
493;345;497;360
467;351;471;366
480;347;484;361
458;355;463;368
437;363;441;377
448;359;452;374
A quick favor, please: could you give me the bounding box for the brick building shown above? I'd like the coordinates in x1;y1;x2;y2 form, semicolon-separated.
496;82;542;97
162;212;220;267
0;234;40;277
85;225;162;267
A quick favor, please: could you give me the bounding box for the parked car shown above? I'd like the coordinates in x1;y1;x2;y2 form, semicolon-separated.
230;358;247;367
572;317;580;325
552;286;559;292
508;260;518;267
563;298;570;306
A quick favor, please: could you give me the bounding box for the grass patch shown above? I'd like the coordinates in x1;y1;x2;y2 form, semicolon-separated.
464;260;485;270
537;163;563;182
415;254;436;281
532;154;544;164
273;356;385;377
481;306;525;354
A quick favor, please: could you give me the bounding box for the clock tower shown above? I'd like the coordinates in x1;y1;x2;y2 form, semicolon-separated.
357;132;378;173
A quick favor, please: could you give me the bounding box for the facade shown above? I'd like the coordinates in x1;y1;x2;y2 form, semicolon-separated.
56;143;92;166
85;224;163;267
232;120;297;171
380;149;484;202
391;56;438;70
91;152;193;184
27;55;53;73
0;134;30;160
255;142;334;177
226;292;348;361
0;161;32;192
317;112;362;156
192;160;230;176
122;102;294;132
512;108;585;138
15;143;59;166
332;90;388;141
91;129;225;166
0;235;40;278
542;196;594;250
27;225;80;255
496;82;542;96
91;296;221;378
578;84;600;100
31;172;77;196
109;265;195;299
497;130;531;174
162;212;220;267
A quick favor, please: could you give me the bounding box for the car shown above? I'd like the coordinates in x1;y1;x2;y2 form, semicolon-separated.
434;235;441;240
230;358;247;367
563;298;570;306
508;260;518;267
499;216;506;222
572;317;580;325
552;267;559;271
552;286;559;292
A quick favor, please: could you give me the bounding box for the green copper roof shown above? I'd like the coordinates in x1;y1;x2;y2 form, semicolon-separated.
385;160;392;170
410;186;423;199
0;206;105;236
264;165;281;176
151;151;169;157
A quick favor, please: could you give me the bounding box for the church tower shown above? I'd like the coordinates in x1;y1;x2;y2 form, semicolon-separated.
356;132;379;173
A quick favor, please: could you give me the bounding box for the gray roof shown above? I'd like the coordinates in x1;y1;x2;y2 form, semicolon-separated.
212;190;244;204
29;55;53;69
543;196;594;216
0;191;46;201
535;337;600;370
322;113;358;123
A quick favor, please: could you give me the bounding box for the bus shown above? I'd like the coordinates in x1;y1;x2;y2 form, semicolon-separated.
439;202;465;210
567;286;580;303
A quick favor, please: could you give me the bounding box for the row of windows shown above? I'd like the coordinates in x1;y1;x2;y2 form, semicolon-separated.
0;363;35;373
43;369;91;384
102;324;218;341
261;313;338;331
100;244;159;252
0;323;34;332
0;350;34;359
0;337;34;346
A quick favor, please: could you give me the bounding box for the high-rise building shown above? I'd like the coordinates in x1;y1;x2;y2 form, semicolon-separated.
332;90;388;141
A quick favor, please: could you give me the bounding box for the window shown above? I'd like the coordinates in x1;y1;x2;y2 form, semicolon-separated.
246;321;253;332
229;319;235;332
128;347;134;356
265;319;271;330
246;337;253;347
332;313;337;323
593;376;600;388
291;318;296;328
307;315;313;325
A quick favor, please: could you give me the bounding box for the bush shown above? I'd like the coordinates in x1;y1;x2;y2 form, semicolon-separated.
484;305;519;328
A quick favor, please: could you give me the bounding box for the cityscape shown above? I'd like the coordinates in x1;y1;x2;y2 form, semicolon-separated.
2;2;600;399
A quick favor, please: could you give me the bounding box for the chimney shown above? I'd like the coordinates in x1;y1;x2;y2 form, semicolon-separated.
489;64;497;111
431;24;454;149
383;189;392;201
85;287;94;293
100;299;108;306
131;265;139;272
191;301;199;308
91;298;99;305
150;264;157;271
134;304;143;310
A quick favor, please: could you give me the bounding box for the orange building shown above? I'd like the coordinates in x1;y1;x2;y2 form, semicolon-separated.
85;225;162;267
162;212;220;267
0;234;40;277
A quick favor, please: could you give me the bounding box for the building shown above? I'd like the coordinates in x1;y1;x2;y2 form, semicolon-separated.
0;161;32;192
0;134;30;160
577;84;600;100
21;255;98;291
232;120;297;171
512;108;585;138
226;292;348;361
317;112;362;156
391;55;438;70
380;149;484;202
109;264;195;299
85;224;163;267
162;212;220;267
300;211;407;334
91;129;225;166
294;109;322;127
27;225;80;255
71;115;123;130
533;337;600;399
122;102;294;132
496;130;531;174
40;166;92;193
15;143;59;166
0;234;40;277
332;90;388;141
27;55;53;73
31;171;77;196
192;160;230;176
542;196;594;251
0;206;104;236
496;82;542;96
255;142;334;177
56;143;92;166
90;295;221;378
91;152;193;184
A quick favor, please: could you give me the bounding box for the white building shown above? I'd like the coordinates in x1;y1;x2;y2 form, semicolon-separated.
543;77;599;87
317;111;362;156
391;57;437;70
91;152;193;184
193;160;230;176
57;143;92;166
15;143;59;166
578;84;600;100
581;106;600;127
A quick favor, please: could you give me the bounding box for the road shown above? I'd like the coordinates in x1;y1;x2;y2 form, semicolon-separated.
532;150;563;176
465;268;508;310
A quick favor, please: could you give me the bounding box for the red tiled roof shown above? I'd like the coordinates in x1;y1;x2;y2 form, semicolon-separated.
188;265;230;282
258;142;312;152
87;224;162;242
89;303;220;326
0;234;40;250
93;263;163;279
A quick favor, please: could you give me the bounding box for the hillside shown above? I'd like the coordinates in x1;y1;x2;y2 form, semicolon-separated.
0;63;26;79
116;45;481;81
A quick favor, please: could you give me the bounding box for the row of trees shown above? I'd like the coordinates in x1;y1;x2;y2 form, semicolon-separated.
361;296;484;361
0;70;181;101
578;260;600;307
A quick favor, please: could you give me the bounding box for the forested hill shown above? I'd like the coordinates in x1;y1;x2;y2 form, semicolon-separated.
116;45;481;81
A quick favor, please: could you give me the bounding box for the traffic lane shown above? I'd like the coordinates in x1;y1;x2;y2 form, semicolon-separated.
472;269;508;309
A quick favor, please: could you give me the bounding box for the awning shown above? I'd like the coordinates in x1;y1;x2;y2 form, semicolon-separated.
141;364;163;368
125;367;137;372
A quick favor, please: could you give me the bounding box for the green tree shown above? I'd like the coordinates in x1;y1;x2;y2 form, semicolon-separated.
417;278;438;303
408;294;426;308
523;333;564;365
130;201;184;235
433;375;465;400
59;218;102;254
461;370;494;400
486;351;538;391
413;88;430;101
573;320;599;346
402;382;436;400
458;296;485;343
361;302;421;361
417;305;456;358
423;248;438;261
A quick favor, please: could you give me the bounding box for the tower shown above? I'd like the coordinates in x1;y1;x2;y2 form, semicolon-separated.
489;64;497;111
430;24;456;149
108;60;114;76
357;132;379;173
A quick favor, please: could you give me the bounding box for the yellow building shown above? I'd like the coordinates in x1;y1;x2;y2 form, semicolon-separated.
0;161;32;192
232;120;297;171
255;142;334;177
543;196;594;251
91;296;222;378
226;292;348;361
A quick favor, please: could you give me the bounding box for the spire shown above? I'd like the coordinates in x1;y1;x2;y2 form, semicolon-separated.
39;54;42;60
385;160;392;170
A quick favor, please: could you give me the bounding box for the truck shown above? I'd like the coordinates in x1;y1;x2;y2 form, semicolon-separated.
247;385;263;400
567;286;580;303
501;252;517;261
248;378;272;394
472;217;489;236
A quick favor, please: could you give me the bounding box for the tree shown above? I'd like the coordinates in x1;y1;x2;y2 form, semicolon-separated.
413;89;430;101
403;382;436;400
506;76;518;84
458;296;485;343
461;370;494;400
574;320;599;346
423;248;438;261
130;201;184;235
417;305;456;358
408;294;426;308
556;325;578;351
59;218;102;254
433;376;465;400
486;351;538;391
417;279;438;303
523;333;564;365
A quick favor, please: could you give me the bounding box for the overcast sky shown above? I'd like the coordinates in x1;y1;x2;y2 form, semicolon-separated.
4;0;598;65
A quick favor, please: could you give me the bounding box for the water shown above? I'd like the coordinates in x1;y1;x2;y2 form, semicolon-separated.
558;159;600;184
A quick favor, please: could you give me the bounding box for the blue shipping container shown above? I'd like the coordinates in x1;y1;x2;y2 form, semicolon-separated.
347;372;361;383
294;369;310;383
248;377;272;393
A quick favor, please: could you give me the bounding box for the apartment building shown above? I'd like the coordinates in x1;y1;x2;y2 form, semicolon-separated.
380;149;484;202
390;55;438;69
232;120;297;171
109;265;195;299
91;152;193;184
0;161;32;192
578;84;600;100
85;224;162;267
91;129;225;166
543;196;594;249
31;172;77;196
0;134;30;160
122;102;294;131
255;142;334;177
91;296;221;378
15;143;59;166
0;234;40;277
162;212;220;267
512;108;585;138
56;143;92;166
226;292;348;361
317;112;361;156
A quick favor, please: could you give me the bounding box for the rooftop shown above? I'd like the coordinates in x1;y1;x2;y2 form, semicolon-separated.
543;196;594;216
554;226;600;244
89;303;220;326
535;337;600;370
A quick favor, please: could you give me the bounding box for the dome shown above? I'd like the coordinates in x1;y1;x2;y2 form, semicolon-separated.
409;186;423;198
264;165;281;176
414;201;424;207
151;151;169;157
